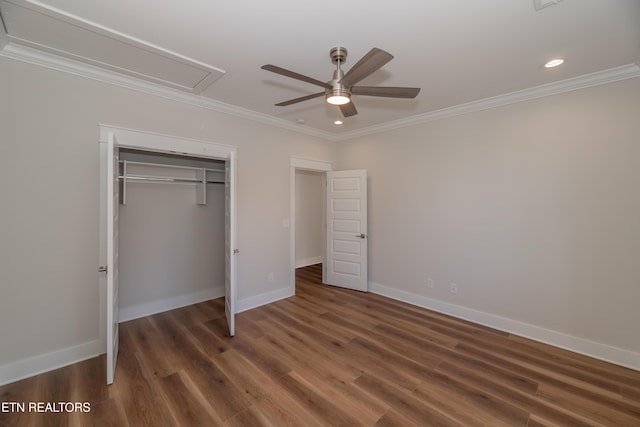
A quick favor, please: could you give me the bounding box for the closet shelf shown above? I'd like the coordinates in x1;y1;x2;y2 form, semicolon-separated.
118;159;224;173
119;174;224;184
118;159;225;206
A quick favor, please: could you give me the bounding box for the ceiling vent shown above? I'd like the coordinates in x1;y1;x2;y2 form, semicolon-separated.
533;0;565;11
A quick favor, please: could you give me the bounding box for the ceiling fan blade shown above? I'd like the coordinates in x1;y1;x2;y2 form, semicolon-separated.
261;64;332;90
351;86;421;98
339;102;358;117
340;48;393;87
275;92;325;106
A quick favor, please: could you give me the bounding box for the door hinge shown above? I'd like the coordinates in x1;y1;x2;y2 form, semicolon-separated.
233;249;240;254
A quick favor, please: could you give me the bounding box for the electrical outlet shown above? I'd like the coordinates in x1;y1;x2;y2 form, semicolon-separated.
427;278;434;289
450;283;458;294
268;272;275;282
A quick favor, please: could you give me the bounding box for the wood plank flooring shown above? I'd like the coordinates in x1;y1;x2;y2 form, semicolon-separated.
2;263;640;426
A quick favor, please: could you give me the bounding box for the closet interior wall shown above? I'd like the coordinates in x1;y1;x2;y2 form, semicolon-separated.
117;149;226;322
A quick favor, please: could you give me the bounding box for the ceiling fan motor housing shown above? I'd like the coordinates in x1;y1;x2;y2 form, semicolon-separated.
330;46;348;65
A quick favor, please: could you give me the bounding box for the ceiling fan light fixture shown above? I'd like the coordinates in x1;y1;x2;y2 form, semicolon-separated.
326;88;351;105
326;95;350;105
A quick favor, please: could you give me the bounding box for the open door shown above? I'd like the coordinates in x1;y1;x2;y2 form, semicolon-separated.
224;151;236;336
325;170;368;291
106;132;120;384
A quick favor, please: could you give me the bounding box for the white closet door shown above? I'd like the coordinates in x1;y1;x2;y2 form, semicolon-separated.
224;151;236;336
325;170;368;291
106;132;120;384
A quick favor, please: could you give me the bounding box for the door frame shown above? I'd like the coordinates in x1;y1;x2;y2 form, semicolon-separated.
289;156;333;293
98;125;237;369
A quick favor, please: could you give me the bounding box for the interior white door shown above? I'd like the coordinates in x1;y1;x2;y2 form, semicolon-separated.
106;132;120;384
325;170;368;291
224;151;236;336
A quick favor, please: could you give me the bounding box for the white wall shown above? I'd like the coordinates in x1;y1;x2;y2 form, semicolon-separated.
0;56;337;384
295;170;323;268
337;77;640;367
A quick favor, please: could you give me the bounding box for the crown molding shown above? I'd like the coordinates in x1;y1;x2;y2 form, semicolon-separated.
0;42;336;141
1;40;638;144
335;63;640;141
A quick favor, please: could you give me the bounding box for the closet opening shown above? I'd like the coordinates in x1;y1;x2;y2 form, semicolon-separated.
117;149;226;324
99;125;237;384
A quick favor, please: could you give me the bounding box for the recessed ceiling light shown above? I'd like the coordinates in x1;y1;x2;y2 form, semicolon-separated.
544;58;564;68
334;120;343;125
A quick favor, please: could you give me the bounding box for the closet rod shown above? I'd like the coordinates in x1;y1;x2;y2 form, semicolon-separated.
118;175;224;184
118;159;224;173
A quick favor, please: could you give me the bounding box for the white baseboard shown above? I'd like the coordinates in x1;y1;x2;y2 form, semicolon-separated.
0;339;102;387
0;285;284;387
236;286;293;313
295;256;322;269
119;287;225;323
6;282;635;388
369;281;640;371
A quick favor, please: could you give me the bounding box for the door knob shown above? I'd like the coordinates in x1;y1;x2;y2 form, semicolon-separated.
356;234;367;239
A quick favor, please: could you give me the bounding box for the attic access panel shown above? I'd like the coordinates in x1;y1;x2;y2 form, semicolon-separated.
0;0;225;93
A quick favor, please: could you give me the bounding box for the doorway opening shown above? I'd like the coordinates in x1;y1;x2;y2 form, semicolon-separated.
289;157;333;295
289;157;368;294
294;169;324;293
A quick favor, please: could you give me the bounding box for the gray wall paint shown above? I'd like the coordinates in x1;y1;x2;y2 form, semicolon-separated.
119;179;225;313
337;77;640;354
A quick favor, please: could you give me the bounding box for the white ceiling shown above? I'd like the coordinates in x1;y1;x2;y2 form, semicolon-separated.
2;0;639;138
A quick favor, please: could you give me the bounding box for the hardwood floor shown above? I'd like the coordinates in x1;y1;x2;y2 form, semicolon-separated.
2;263;640;426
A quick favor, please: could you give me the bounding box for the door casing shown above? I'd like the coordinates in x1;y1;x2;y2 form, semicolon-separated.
98;125;237;383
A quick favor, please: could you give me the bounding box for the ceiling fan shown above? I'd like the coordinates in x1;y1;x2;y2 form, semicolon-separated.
261;47;420;117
